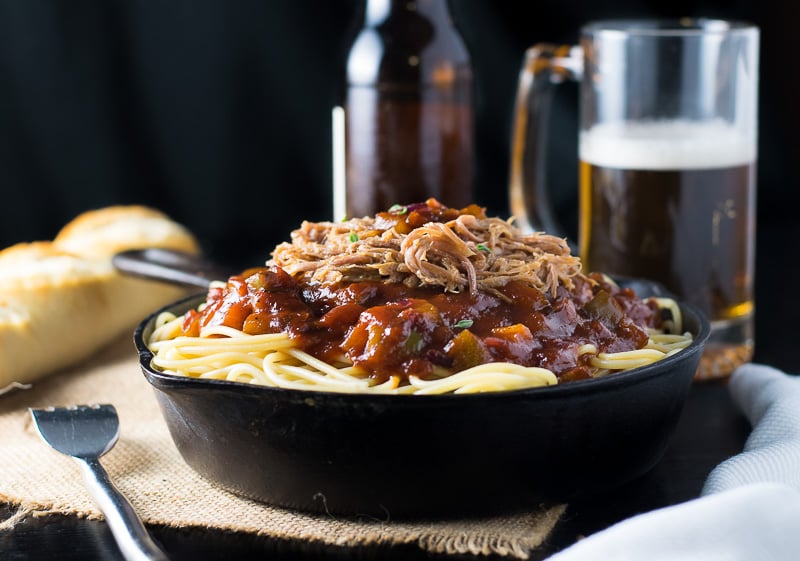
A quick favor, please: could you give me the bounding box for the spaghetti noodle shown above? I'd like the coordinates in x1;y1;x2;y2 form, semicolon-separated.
147;199;692;394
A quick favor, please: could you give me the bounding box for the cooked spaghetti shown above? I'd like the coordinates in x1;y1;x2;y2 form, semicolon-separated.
148;200;692;394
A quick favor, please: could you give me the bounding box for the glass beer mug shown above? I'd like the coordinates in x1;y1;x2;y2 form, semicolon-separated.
510;19;760;380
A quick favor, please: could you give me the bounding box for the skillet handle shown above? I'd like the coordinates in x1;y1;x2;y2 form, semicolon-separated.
112;248;231;289
77;458;170;561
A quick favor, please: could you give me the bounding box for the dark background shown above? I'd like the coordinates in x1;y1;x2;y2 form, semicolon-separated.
0;0;796;269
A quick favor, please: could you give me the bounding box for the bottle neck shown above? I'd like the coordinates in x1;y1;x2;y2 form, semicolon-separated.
347;0;470;89
364;0;453;27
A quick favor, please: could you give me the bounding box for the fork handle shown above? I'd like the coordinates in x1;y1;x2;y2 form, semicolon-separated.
78;458;169;561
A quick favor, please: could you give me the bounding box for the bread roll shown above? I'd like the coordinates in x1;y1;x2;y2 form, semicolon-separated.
0;206;200;389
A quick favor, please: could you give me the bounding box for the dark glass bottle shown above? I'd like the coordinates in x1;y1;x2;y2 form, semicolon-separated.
337;0;475;218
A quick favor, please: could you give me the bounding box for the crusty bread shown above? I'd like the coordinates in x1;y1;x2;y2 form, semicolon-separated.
0;206;200;388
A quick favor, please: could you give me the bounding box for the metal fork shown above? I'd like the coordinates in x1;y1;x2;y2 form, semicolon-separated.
29;404;169;561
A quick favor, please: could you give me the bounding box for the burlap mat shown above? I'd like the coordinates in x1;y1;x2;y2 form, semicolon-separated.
0;335;565;559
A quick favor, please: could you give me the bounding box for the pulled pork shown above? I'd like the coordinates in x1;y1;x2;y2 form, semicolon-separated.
269;199;583;297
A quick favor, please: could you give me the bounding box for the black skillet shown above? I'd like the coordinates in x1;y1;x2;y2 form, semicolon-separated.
120;249;710;519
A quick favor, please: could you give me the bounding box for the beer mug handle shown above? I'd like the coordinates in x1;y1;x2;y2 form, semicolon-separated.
509;44;582;237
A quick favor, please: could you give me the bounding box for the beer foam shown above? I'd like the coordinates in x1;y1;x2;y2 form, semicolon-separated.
579;120;756;170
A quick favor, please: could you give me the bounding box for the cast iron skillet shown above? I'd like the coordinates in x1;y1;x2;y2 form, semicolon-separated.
126;250;710;518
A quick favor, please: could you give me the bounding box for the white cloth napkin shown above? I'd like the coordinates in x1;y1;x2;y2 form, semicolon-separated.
546;364;800;561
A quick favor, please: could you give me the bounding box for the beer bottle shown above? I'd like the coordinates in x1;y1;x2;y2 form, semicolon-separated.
334;0;475;219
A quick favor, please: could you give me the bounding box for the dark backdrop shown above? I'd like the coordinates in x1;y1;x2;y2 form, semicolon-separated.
0;0;796;268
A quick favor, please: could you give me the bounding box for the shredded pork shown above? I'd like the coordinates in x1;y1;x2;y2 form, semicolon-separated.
269;207;584;297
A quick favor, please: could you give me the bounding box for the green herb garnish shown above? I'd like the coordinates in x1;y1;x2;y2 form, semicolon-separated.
454;319;474;329
476;243;491;253
388;204;408;215
404;330;424;353
349;231;359;243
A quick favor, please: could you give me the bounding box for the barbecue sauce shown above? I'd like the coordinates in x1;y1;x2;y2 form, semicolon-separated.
182;268;656;384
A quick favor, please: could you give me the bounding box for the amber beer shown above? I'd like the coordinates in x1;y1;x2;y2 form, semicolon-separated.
579;122;756;379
